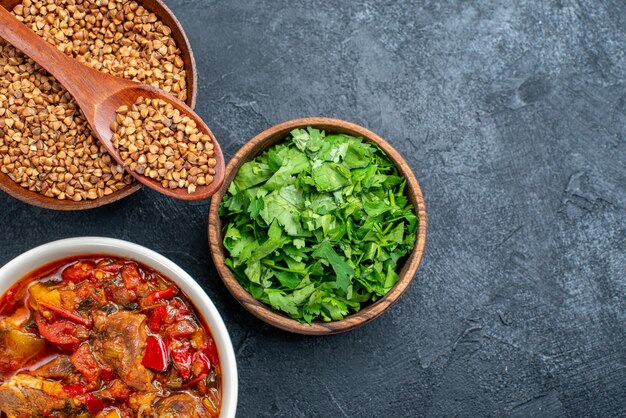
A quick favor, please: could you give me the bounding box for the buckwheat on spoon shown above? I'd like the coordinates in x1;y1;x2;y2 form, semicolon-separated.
0;5;224;199
111;97;217;194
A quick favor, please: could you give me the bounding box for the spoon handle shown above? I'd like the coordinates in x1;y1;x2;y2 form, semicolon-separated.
0;5;120;118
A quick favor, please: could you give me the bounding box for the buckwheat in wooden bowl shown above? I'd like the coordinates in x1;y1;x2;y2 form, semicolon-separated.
0;0;197;210
208;118;427;335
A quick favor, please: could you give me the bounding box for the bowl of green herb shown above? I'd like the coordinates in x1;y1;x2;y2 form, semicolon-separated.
208;118;427;335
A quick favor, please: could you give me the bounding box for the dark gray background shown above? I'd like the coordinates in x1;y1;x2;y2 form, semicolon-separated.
1;0;625;417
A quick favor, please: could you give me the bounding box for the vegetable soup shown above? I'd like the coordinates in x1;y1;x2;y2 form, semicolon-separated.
0;256;221;418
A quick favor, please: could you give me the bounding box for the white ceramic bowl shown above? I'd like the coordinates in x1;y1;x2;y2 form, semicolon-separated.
0;237;238;418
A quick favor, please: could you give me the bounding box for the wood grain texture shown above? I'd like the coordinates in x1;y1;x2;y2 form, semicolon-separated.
208;117;428;335
0;0;200;210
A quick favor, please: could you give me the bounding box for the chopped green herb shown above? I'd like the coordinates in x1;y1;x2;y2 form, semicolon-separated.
220;128;417;323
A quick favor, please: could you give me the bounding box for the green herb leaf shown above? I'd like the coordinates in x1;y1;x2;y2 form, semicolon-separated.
220;128;418;322
311;240;355;291
312;162;351;192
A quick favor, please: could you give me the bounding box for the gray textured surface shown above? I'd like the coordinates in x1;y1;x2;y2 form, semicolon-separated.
1;0;625;417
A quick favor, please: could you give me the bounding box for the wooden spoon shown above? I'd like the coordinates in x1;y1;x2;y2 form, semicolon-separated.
0;5;224;200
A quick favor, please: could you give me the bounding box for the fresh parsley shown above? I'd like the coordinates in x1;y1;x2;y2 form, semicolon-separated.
220;128;418;323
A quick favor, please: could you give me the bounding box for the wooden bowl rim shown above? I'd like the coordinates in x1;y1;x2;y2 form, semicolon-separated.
208;117;428;335
0;0;198;211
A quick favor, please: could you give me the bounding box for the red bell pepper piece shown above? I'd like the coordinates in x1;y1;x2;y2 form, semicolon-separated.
142;287;178;307
70;343;101;383
205;337;219;367
80;393;105;415
147;287;177;302
100;366;114;382
34;312;87;351
149;305;167;332
39;301;91;327
171;346;194;380
141;335;170;372
62;384;86;397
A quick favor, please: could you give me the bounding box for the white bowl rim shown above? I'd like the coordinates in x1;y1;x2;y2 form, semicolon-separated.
0;237;238;418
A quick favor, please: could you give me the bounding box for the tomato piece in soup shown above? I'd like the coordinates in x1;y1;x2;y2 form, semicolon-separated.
34;312;87;351
62;261;96;283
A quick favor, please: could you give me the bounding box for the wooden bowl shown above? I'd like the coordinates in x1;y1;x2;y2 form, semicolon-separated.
0;0;198;210
208;118;428;335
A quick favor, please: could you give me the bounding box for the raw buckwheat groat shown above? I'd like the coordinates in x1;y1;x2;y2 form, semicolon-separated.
111;97;216;194
0;0;188;201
